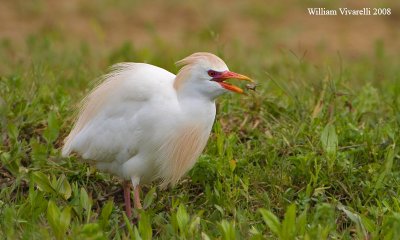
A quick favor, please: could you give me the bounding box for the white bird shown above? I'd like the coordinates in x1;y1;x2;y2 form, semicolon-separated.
62;52;252;217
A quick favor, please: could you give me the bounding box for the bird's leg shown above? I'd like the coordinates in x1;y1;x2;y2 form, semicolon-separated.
131;177;142;209
123;180;132;218
133;185;142;209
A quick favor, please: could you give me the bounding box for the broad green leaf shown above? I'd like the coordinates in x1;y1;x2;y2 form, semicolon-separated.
297;208;308;236
218;220;236;240
338;204;367;239
320;123;338;155
374;145;395;190
282;204;297;240
100;201;114;229
43;112;60;143
229;159;237;172
122;213;135;240
134;227;142;240
3;206;16;239
143;187;156;209
215;204;224;215
215;121;225;157
360;215;376;233
32;171;55;194
139;211;152;240
55;174;72;200
30;139;48;164
7;123;19;141
80;187;92;211
189;216;201;236
259;209;281;236
47;200;62;240
201;232;211;240
60;206;71;235
176;204;189;236
249;226;263;240
382;213;400;240
79;223;107;240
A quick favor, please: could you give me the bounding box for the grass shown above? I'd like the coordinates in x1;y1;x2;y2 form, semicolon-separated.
1;1;400;239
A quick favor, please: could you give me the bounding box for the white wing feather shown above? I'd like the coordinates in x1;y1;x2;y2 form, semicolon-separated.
62;63;177;171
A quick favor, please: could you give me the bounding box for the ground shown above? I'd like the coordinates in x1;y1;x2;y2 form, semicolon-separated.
0;0;399;239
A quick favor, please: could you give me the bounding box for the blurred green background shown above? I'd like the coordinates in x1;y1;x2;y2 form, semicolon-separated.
1;0;399;63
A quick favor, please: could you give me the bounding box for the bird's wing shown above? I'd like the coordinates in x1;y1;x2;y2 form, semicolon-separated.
62;63;176;161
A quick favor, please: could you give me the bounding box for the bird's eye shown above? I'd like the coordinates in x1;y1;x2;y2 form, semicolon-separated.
208;70;218;77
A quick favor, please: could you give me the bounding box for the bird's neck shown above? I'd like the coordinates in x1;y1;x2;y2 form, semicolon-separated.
178;93;215;108
177;91;216;120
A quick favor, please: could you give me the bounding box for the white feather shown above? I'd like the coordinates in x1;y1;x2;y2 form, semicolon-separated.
62;53;227;187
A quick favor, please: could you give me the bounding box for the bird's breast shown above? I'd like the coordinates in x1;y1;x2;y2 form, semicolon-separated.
155;121;212;188
153;100;216;188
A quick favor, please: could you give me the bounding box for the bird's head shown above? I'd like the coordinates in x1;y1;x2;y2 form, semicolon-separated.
174;52;253;99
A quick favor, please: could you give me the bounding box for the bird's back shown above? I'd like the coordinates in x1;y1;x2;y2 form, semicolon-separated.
62;63;177;160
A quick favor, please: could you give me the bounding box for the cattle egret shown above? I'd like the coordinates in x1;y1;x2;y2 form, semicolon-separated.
62;52;253;217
